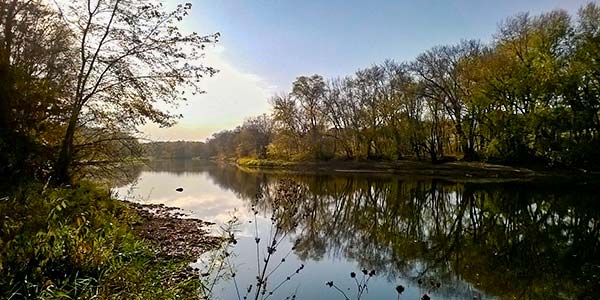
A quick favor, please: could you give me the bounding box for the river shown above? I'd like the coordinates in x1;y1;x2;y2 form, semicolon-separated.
115;159;600;300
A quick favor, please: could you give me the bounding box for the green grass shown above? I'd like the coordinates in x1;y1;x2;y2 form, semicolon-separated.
236;157;297;168
0;182;204;299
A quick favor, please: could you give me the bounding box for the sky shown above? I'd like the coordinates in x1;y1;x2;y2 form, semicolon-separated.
142;0;591;142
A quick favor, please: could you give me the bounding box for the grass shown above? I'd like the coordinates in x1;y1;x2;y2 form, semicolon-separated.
236;158;298;168
0;182;205;299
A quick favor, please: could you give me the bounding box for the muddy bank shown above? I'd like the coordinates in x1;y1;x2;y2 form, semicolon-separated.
125;202;222;260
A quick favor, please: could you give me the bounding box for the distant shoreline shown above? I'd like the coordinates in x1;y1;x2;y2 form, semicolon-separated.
232;158;599;181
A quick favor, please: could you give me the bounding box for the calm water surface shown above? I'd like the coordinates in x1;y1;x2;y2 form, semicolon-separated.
115;160;600;300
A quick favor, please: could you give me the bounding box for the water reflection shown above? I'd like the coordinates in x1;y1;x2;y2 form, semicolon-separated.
117;161;600;300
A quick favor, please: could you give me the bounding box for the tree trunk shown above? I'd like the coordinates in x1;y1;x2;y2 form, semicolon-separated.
393;129;403;160
0;0;16;132
0;65;10;132
455;123;476;161
413;142;421;161
54;107;80;184
429;146;438;164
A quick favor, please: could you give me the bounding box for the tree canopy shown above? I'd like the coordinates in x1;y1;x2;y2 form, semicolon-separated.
207;3;600;169
0;0;219;183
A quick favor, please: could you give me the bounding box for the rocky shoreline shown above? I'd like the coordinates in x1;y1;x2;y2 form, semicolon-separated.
125;202;222;260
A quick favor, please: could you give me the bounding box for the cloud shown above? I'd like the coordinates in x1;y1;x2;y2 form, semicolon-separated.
140;45;275;141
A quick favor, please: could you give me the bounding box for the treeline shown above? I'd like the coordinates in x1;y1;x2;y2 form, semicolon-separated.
208;4;600;168
144;115;273;160
142;141;210;159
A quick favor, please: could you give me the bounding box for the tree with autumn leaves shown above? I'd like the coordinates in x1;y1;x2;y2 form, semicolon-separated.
0;0;219;183
209;3;600;169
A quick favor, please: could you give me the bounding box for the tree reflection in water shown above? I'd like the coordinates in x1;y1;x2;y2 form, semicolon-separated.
123;161;600;300
203;165;600;300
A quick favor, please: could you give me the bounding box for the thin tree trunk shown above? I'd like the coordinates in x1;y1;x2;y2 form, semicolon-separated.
0;0;16;131
54;106;80;184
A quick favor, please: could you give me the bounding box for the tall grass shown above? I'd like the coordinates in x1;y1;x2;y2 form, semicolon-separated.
0;182;203;299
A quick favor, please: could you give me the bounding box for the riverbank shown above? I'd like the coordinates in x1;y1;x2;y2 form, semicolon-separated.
126;202;221;259
235;157;598;180
0;182;220;299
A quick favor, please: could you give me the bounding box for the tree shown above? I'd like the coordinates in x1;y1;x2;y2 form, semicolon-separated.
270;93;302;157
411;40;483;160
352;65;387;158
322;77;361;159
0;0;73;179
291;75;328;159
53;0;219;183
237;114;273;158
380;60;415;159
208;128;241;159
560;3;600;166
478;10;571;163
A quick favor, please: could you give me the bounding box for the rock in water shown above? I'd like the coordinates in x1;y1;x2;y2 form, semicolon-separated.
175;187;183;192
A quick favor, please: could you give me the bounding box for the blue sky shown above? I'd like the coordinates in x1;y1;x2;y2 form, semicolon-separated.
143;0;591;141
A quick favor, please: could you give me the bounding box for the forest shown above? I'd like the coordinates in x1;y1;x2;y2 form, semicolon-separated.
206;4;600;169
142;141;209;159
